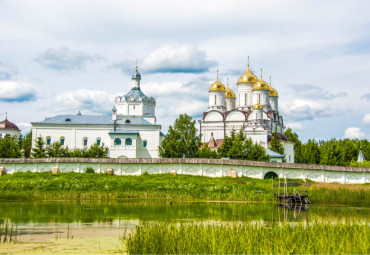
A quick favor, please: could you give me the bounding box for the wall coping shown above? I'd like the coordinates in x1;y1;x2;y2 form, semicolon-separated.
0;158;369;173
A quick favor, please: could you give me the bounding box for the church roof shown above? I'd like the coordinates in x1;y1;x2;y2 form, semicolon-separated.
34;115;113;125
267;133;289;142
125;88;148;99
266;148;284;158
0;118;20;131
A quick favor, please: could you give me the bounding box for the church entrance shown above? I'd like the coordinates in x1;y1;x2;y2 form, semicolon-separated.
264;171;278;179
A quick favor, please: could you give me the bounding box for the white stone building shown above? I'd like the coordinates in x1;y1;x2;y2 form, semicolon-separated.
31;67;163;158
199;60;295;163
0;114;21;138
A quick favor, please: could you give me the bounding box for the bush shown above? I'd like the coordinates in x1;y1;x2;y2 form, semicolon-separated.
84;167;95;173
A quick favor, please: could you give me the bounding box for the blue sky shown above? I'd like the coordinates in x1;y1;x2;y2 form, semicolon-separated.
1;0;370;142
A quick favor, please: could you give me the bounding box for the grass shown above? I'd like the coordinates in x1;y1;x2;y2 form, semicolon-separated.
0;172;368;204
0;221;17;243
124;222;370;254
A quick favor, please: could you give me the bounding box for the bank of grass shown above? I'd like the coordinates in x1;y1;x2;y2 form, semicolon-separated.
0;172;368;204
124;222;370;254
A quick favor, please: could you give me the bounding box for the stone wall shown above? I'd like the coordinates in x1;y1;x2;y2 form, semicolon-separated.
0;158;369;184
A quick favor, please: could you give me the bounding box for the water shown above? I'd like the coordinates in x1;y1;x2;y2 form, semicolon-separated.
1;200;369;254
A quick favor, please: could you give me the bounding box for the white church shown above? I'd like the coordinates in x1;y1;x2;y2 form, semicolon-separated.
31;67;163;158
199;59;294;163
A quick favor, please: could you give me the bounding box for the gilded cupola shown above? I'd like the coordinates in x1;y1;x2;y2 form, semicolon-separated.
269;77;279;97
253;101;263;110
252;69;270;91
237;56;258;84
225;78;235;98
209;70;226;92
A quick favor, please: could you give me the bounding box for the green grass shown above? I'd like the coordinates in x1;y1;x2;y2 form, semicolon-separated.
0;172;368;204
124;222;370;254
0;221;17;243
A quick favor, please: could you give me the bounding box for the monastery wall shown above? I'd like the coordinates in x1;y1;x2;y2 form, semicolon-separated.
0;158;369;184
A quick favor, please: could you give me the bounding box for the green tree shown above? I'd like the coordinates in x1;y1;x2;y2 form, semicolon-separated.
269;130;285;156
284;128;302;163
197;144;218;159
85;144;109;158
246;141;270;161
46;142;70;157
22;132;32;158
159;114;201;158
0;134;22;158
301;139;320;164
217;131;236;158
31;136;46;158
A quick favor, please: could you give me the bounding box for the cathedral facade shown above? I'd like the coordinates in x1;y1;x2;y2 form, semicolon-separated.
199;60;294;163
31;67;163;158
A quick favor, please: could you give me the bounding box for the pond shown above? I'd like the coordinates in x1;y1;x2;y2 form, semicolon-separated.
1;200;369;254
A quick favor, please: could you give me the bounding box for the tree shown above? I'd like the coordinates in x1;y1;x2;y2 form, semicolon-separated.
159;114;201;158
197;144;218;159
301;139;320;164
246;141;270;161
22;132;32;158
85;144;109;158
0;134;22;158
46;142;70;157
284;128;302;163
269;130;285;156
31;136;46;158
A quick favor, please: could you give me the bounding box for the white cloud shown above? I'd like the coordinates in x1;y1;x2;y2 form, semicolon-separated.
363;113;370;126
55;89;114;114
36;47;103;71
280;100;332;121
285;122;303;131
287;84;347;100
0;81;37;102
343;127;366;139
16;122;32;134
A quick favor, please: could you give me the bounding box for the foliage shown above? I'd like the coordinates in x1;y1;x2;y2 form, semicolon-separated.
284;128;302;162
46;142;70;157
84;144;109;158
125;222;369;255
349;160;370;167
269;130;285;156
31;136;46;158
159;114;201;158
218;130;269;161
84;167;95;173
1;172;367;204
0;134;22;158
197;144;218;159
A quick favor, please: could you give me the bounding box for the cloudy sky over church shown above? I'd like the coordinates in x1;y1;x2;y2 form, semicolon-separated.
1;0;369;141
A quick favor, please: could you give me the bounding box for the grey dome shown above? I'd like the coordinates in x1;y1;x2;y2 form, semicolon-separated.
132;69;141;79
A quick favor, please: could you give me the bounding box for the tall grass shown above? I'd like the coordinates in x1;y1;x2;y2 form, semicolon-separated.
0;172;368;204
0;221;17;243
125;222;370;254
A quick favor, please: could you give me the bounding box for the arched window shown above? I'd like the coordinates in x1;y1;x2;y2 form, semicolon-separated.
114;138;121;145
60;137;65;146
125;119;131;124
143;140;147;148
83;137;88;146
125;138;132;146
96;138;101;146
46;137;51;146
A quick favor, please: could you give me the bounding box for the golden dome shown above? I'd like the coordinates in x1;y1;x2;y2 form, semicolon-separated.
253;102;263;110
237;58;258;84
268;77;279;97
225;78;235;98
253;69;269;91
209;70;226;92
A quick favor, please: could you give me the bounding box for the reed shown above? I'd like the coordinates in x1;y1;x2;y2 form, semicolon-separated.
125;222;370;254
0;221;17;243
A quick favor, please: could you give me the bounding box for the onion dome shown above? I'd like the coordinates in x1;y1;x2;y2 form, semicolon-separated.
225;78;235;98
253;102;263;110
209;70;226;92
237;57;258;84
0;114;20;131
132;65;141;79
269;76;279;97
253;69;269;91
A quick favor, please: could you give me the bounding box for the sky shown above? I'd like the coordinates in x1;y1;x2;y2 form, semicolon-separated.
1;0;370;142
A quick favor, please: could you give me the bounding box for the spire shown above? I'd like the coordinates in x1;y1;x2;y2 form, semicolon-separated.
260;68;263;80
247;55;250;69
216;69;219;81
269;76;272;88
227;77;229;89
5;112;7;120
135;59;138;71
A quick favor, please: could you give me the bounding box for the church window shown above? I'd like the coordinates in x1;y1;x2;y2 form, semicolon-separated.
143;140;147;148
214;95;216;105
65;118;71;122
60;137;65;145
96;138;101;146
46;137;51;145
114;138;121;145
125;119;131;124
125;138;132;146
83;137;88;146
